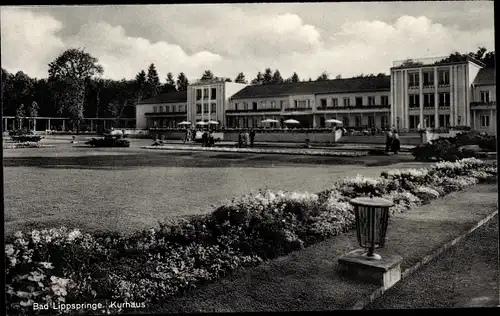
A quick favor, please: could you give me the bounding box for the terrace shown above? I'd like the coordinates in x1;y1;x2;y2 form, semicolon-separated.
392;55;485;69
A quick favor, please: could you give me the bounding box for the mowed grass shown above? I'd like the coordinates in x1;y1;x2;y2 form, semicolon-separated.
4;145;431;236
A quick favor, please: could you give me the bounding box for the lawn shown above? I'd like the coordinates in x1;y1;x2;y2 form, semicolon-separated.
4;144;430;236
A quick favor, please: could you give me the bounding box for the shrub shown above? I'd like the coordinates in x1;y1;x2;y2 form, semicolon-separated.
5;158;497;314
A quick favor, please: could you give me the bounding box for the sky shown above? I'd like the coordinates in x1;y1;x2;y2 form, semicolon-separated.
0;2;495;83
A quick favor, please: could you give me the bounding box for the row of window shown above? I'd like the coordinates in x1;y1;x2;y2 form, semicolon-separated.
226;115;390;128
196;87;217;101
152;105;186;113
196;103;217;114
408;70;450;87
408;114;491;128
320;96;390;107
408;91;491;108
233;96;390;111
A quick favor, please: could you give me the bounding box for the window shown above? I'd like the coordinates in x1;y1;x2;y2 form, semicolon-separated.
234;103;238;111
159;106;164;113
343;97;350;107
280;100;285;109
260;101;265;109
368;116;375;128
424;115;435;128
408;72;419;87
439;93;450;107
343;117;349;127
409;115;419;129
196;89;202;101
197;104;202;114
423;72;434;86
355;116;361;127
409;94;420;108
381;96;389;106
381;115;389;128
320;99;327;108
481;115;490;127
439;114;450;128
424;93;435;107
271;101;276;109
211;88;216;100
211;103;216;113
368;97;375;106
203;104;209;113
332;98;338;107
296;100;307;108
480;91;490;103
153;106;157;113
355;97;363;106
438;70;450;85
307;100;311;108
253;102;257;111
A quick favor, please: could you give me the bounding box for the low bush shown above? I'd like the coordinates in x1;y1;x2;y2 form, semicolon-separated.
412;131;496;161
5;158;497;315
85;137;130;148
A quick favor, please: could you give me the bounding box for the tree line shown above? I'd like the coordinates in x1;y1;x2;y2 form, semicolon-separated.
2;47;494;131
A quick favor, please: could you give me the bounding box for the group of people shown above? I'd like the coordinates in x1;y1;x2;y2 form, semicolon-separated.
201;131;216;147
385;129;401;154
238;129;256;148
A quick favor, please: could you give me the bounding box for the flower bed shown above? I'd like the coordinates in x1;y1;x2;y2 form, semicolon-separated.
141;145;369;157
5;158;497;315
3;142;54;149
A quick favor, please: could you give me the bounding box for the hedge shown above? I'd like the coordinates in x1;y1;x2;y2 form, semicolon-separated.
5;158;497;315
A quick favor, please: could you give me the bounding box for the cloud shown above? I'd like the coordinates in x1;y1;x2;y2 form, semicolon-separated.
1;7;65;78
0;6;495;83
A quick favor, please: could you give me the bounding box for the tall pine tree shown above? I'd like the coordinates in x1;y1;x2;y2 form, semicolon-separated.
271;70;284;84
263;68;273;84
176;72;189;92
251;72;264;84
146;64;161;98
234;72;247;83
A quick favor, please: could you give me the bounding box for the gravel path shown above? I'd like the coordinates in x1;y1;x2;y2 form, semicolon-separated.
366;215;499;309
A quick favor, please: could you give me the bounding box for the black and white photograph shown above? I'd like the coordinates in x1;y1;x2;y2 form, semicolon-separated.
1;2;498;314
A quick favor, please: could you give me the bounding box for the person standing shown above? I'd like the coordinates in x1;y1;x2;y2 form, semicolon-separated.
238;131;243;148
183;128;189;144
385;129;393;154
249;129;255;147
391;129;401;154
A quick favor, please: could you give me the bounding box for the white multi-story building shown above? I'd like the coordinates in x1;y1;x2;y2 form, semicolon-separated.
226;76;391;128
390;56;487;131
186;78;248;126
135;56;495;134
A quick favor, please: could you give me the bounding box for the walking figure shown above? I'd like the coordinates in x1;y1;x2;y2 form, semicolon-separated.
391;130;401;154
385;129;393;154
249;129;255;147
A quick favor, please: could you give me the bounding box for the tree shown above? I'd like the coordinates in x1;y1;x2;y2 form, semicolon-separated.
225;78;232;82
26;101;39;130
176;72;189;92
263;68;273;84
316;71;329;81
251;72;264;84
271;69;284;84
200;70;215;80
15;103;25;130
48;48;103;133
146;63;161;98
482;51;495;68
335;74;342;79
160;72;177;93
134;70;147;102
290;72;300;83
234;72;247;84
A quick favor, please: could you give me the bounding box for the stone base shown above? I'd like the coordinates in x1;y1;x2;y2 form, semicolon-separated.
338;249;403;290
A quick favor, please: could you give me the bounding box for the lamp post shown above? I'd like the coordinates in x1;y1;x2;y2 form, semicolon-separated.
350;196;394;260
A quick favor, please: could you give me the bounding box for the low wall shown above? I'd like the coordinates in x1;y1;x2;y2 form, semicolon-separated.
151;130;340;143
338;135;423;145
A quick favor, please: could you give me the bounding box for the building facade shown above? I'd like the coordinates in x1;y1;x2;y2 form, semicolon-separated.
135;56;495;134
135;92;188;129
390;56;485;131
186;79;248;126
470;68;496;134
226;76;391;128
